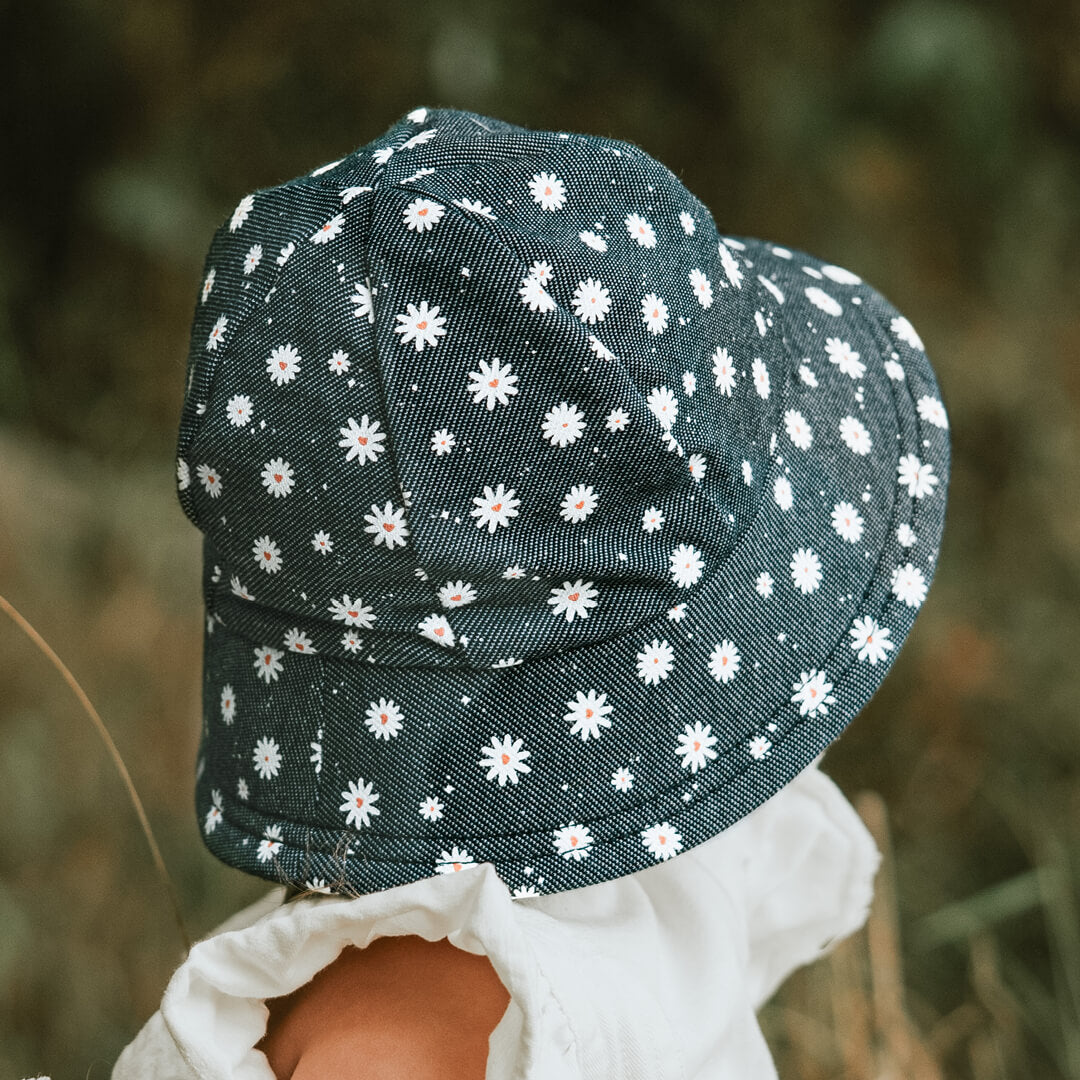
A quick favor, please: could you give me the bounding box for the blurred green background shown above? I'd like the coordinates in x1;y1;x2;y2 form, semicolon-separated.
1;1;1078;1077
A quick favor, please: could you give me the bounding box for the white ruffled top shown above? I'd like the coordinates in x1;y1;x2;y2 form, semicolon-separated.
112;761;879;1080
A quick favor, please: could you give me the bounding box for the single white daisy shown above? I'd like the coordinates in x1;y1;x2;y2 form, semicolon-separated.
253;646;284;683
670;543;705;588
548;578;598;622
646;385;678;430
418;612;456;648
579;230;608;253
891;315;924;351
742;460;753;485
237;778;249;801
791;669;836;717
338;414;387;466
304;877;332;894
328;349;350;376
364;500;410;550
230;575;254;601
310;213;345;244
364;697;404;740
402;197;445;232
589;335;616;362
260;458;295;498
641;293;669;335
226;394;253;426
256;826;283;863
642;506;665;533
177;458;190;491
773;475;794;511
468;357;519;410
453;197;495;219
529;171;566;210
676;720;718;773
328;594;377;629
553;822;593;860
831;501;865;543
849;616;895;664
689;268;714;308
641;821;683;861
311;530;333;555
435;846;477;874
682;371;697;397
340;631;363;653
372;146;394;165
339;778;381;828
612;766;634;791
606;406;630;432
806;286;842;316
471;482;521;533
839;415;873;455
679;211;696;235
718;240;744;288
266;344;301;385
252;536;283;574
825;337;865;379
897;523;917;547
242;244;263;275
542;401;587;447
752;357;770;398
564;689;613;741
755;571;774;598
438;580;477;608
625;212;657;247
571;278;611;323
394;300;447;352
707;639;741;684
636;638;674;685
420;795;445;821
917;395;949;429
798;363;819;387
519;275;556;313
431;428;456;455
897;454;939;499
528;259;554;285
687;452;707;482
351;280;374;323
478;734;532;785
252;736;282;780
560;484;598;524
884;359;906;381
309;735;322;774
283;627;316;654
791;547;822;594
785;409;813;450
276;242;295;265
712;347;737;395
204;790;223;835
513;884;540;899
749;735;773;760
196;464;223;498
401;127;437;149
201;268;216;303
206;315;228;351
891;562;928;607
220;685;237;724
229;193;254;231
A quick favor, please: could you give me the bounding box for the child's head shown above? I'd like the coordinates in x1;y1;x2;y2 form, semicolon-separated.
176;107;948;898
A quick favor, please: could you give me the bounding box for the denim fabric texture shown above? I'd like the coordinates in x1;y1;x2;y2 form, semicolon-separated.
175;107;950;898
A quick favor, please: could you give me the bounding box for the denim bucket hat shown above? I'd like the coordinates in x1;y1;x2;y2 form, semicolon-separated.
176;107;949;897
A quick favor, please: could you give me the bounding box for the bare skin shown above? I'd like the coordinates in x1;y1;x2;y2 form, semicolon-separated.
258;934;511;1079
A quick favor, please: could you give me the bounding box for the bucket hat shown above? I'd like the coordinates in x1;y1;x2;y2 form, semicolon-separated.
175;106;949;897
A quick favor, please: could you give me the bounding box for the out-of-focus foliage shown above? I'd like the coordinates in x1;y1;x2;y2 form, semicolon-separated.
1;1;1078;1077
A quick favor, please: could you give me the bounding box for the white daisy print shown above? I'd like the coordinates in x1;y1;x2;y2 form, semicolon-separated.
670;543;705;588
891;562;928;607
466;357;519;410
825;338;865;379
850;616;895;664
542;401;587;447
548;578;598;622
791;669;836;717
606;406;630;432
679;211;696;235
798;364;819;387
773;475;794;511
519;275;556;313
717;240;744;288
309;734;322;773
266;344;301;385
528;260;554;285
252;737;282;780
707;639;741;683
328;595;376;629
785;410;813;450
752;358;770;398
625;212;657;247
403;197;445;232
884;359;906;381
471;482;521;533
418;612;456;648
917;395;949;429
529;171;566;210
220;686;237;724
231;575;254;601
641;293;669;335
821;264;862;284
260;458;295;498
453;198;495;219
897;523;917;548
806;286;842;316
242;244;263;275
689;268;714;308
646;385;678;429
564;689;613;741
253;536;282;574
328;350;350;376
431;428;456;455
641;822;683;861
226;394;253;426
201;268;216;303
394;301;447;352
364;698;404;740
749;735;772;760
897;454;939;498
683;371;697;396
338;415;387;466
364;500;410;550
612;766;634;792
310;213;345;244
276;242;295;266
831;502;865;543
559;483;598;524
712;347;737;395
636;638;674;685
571;278;611;323
340;778;381;829
579;230;608;253
479;734;532;785
340;631;363;653
351;280;374;323
196;464;223;498
206;315;227;351
755;571;774;598
553;823;593;860
256;826;283;863
687;453;707;482
420;795;445;822
204;790;223;835
676;720;718;773
177;458;190;490
438;580;477;608
436;847;476;874
513;885;540;900
229;193;254;231
839;416;873;455
791;547;822;594
253;646;284;684
283;628;316;654
891;315;924;351
642;506;665;533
